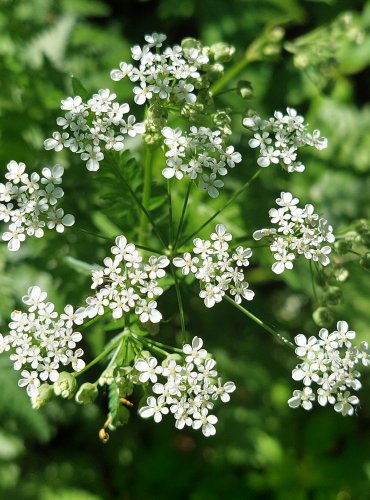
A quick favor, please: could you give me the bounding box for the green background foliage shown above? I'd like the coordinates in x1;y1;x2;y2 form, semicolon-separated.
0;0;369;498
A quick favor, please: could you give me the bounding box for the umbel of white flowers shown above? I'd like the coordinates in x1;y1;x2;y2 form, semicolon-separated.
0;161;75;251
137;336;236;437
243;107;328;172
0;286;85;399
82;235;170;324
111;32;214;106
161;126;242;198
44;90;144;172
173;224;255;307
288;321;369;416
253;191;335;274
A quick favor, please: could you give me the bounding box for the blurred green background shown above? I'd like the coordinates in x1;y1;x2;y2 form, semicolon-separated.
0;0;369;498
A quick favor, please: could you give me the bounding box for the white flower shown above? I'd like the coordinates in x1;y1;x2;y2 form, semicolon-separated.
18;370;41;398
139;396;169;422
334;391;359;416
135;357;162;383
192;409;218;436
133;82;153;105
135;300;162;323
173;253;199;275
47;208;75;233
288;387;315;410
81;145;104;171
199;284;223;308
183;337;207;365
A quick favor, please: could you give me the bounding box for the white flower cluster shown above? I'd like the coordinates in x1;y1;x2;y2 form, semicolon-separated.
253;191;335;274
84;235;169;324
288;321;369;416
0;161;75;251
44;89;144;171
0;286;85;399
161;126;242;197
137;336;236;437
111;33;207;106
243;107;328;172
174;224;254;307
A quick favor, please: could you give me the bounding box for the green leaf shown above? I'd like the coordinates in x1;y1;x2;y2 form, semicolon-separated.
71;75;89;100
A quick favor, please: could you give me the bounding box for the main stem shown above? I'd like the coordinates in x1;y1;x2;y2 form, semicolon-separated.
224;295;295;350
139;146;155;245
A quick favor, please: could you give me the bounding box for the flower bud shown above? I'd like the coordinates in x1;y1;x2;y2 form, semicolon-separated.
360;252;370;271
75;382;98;405
181;37;202;52
324;286;343;306
312;307;334;328
237;80;253;99
207;63;224;80
31;383;53;409
333;266;349;282
334;239;352;255
99;367;115;386
360;232;370;249
354;219;368;235
211;42;235;63
267;27;285;43
53;372;78;399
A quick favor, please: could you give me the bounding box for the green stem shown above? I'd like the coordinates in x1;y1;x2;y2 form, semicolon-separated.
134;243;163;255
173;181;192;251
224;294;294;350
210;55;251;95
309;260;319;306
139;146;155;245
171;263;187;342
144;337;183;354
74;330;127;377
167;180;174;246
179;169;261;248
73;227;112;241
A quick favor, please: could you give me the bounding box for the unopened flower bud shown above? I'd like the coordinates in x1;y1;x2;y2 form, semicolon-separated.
267;27;285;43
211;42;235;63
334;266;349;282
31;383;53;409
313;307;334;328
324;286;343;306
354;219;368;235
53;372;77;399
207;63;224;79
360;252;370;271
360;232;370;248
181;37;202;52
76;382;98;405
237;80;253;99
334;239;352;255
